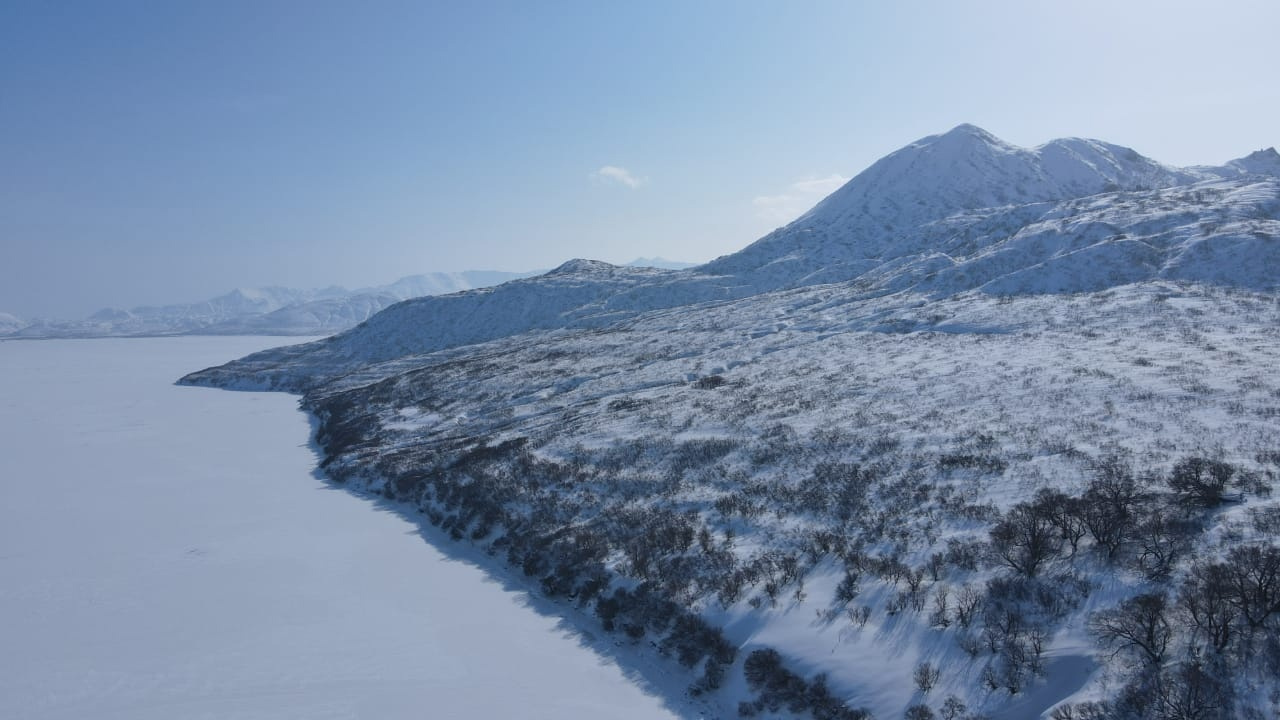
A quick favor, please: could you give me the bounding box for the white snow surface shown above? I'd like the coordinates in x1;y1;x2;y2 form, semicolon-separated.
0;337;684;720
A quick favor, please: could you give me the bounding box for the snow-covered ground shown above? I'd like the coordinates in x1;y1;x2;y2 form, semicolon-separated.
184;282;1280;718
0;337;681;720
59;124;1278;718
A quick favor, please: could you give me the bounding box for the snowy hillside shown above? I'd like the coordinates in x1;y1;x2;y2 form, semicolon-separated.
182;260;743;391
700;125;1276;289
183;126;1280;719
186;127;1278;391
188;281;1280;719
5;270;534;339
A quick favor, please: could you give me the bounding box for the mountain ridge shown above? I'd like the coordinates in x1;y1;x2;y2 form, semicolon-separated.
698;124;1266;284
183;124;1278;390
4;270;538;339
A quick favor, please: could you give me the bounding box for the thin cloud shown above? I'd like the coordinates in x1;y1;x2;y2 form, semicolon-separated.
592;165;644;188
753;174;848;221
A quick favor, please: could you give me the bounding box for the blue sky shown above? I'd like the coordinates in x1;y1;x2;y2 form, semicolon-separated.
2;0;1278;318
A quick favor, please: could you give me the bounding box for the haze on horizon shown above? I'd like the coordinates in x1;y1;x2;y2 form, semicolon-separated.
2;0;1277;319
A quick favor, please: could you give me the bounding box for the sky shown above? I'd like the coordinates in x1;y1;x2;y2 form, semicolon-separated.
2;1;1278;319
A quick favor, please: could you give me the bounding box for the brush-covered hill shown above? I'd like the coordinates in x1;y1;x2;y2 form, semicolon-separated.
182;126;1280;719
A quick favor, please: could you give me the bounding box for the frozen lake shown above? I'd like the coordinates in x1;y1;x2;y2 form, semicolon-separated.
0;337;678;720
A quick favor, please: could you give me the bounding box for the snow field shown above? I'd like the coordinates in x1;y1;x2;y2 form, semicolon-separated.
0;337;682;720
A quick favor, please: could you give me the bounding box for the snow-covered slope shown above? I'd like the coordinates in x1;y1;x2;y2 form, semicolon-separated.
1193;146;1280;179
182;125;1280;719
699;124;1270;288
190;280;1280;719
839;178;1280;297
182;260;742;390
5;270;534;339
188;126;1278;390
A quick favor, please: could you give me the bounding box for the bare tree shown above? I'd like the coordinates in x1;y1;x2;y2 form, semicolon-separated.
990;503;1060;577
1134;509;1197;580
905;705;936;720
1034;488;1087;557
1154;659;1232;720
1220;544;1280;633
913;661;940;694
1080;457;1145;560
929;587;951;629
1090;592;1172;667
1167;456;1235;506
939;695;967;720
1178;562;1238;653
953;584;981;628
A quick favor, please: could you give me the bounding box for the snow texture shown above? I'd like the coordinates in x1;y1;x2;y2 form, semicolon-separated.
0;337;688;720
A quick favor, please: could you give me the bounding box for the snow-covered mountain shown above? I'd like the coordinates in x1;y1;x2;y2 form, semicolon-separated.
4;270;535;339
183;125;1280;719
700;124;1277;289
188;126;1279;390
0;312;24;335
1195;145;1280;178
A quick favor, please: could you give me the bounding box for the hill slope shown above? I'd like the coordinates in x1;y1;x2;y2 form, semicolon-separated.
182;126;1280;719
185;126;1279;390
194;279;1280;719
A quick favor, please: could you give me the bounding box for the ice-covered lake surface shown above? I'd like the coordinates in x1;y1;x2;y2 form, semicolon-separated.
0;337;678;720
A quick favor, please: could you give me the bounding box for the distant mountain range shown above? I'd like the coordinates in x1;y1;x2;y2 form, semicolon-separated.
2;271;536;339
2;258;702;340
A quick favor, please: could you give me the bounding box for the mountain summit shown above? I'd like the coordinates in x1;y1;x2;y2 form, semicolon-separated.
1225;146;1280;176
802;123;1197;225
702;124;1204;281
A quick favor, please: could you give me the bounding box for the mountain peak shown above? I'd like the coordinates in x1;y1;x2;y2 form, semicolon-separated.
702;124;1205;280
924;123;1016;153
941;122;997;140
795;125;1186;229
1226;146;1280;176
547;259;618;276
